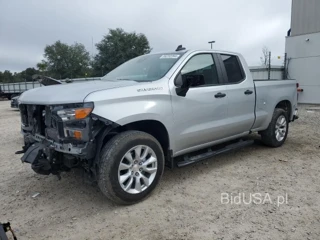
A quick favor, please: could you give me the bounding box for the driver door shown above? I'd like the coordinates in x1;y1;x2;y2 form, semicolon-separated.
170;53;229;156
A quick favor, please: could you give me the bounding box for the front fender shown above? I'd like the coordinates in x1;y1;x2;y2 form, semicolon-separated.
85;85;174;145
90;95;172;126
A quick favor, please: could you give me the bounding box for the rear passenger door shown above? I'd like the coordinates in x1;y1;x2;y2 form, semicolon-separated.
218;54;255;136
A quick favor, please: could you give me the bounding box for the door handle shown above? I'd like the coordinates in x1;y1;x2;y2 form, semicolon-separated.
244;90;253;95
214;92;226;98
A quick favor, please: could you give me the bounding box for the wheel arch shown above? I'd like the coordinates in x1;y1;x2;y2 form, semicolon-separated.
91;114;174;176
275;100;292;120
97;119;171;161
115;120;170;155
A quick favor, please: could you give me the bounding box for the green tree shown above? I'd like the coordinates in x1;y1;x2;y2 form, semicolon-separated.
12;72;22;82
39;41;91;79
0;68;41;83
1;70;14;83
37;60;48;73
19;68;39;81
94;28;151;76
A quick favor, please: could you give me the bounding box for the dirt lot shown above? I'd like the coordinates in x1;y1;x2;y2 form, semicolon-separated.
0;101;319;240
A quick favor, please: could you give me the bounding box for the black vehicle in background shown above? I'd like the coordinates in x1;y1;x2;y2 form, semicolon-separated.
10;95;20;109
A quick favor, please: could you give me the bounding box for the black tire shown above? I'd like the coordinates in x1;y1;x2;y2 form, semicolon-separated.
98;130;164;205
260;108;289;147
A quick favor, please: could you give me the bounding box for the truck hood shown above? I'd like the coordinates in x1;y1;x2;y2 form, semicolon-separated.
19;80;138;105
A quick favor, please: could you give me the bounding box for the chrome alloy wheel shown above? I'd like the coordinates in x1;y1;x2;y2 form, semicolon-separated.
275;115;287;141
118;145;158;194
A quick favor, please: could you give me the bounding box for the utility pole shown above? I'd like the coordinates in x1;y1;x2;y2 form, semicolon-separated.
283;53;287;79
268;51;271;80
208;41;215;49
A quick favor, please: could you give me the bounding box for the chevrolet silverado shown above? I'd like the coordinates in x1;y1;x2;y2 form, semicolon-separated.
17;48;298;204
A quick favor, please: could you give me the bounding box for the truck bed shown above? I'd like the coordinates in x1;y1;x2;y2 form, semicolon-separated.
252;79;297;131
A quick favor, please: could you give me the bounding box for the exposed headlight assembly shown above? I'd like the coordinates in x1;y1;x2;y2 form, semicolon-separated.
53;102;94;141
56;102;94;122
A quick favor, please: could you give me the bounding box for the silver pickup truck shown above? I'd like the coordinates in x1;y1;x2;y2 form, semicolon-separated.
18;49;298;204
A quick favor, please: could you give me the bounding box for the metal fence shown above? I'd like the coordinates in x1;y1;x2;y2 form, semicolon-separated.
249;66;284;80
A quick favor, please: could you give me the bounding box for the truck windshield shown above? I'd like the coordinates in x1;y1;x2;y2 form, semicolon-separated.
101;53;184;82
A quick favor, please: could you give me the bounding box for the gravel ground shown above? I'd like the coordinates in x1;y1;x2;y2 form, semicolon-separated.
1;101;320;240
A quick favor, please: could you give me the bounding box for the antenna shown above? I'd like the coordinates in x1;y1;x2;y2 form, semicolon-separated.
176;45;186;51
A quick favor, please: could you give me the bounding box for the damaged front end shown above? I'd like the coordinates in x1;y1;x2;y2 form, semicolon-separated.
18;102;116;179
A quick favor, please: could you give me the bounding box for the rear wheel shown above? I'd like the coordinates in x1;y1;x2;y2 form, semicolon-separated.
260;108;289;147
98;131;164;205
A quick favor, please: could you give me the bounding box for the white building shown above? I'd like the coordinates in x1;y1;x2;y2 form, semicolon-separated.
285;0;320;104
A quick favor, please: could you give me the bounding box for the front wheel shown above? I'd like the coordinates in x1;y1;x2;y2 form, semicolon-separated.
98;131;164;205
260;108;289;147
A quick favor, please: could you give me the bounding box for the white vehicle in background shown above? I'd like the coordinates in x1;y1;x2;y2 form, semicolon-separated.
17;47;298;204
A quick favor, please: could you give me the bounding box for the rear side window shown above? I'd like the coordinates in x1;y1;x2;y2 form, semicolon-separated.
221;54;244;83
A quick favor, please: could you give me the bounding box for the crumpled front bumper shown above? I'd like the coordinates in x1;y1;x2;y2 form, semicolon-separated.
21;143;52;175
20;133;94;176
30;133;90;155
18;105;117;176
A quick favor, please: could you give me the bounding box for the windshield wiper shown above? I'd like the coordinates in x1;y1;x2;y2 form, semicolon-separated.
116;78;142;82
104;78;148;82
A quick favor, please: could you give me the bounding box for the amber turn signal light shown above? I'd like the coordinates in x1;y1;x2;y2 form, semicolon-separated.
73;130;82;139
75;108;92;119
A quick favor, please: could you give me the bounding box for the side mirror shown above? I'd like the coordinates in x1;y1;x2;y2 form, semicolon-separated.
175;73;204;97
175;73;188;97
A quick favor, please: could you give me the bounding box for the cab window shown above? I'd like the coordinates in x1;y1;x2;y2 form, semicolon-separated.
180;54;219;87
220;54;244;83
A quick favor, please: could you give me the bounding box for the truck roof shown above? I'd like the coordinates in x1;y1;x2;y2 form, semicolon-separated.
149;49;241;56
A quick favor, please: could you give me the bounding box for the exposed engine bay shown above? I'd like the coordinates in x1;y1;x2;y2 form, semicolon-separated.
18;102;116;179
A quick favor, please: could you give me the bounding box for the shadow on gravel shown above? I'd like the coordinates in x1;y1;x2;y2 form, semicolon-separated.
163;139;267;181
9;135;274;208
